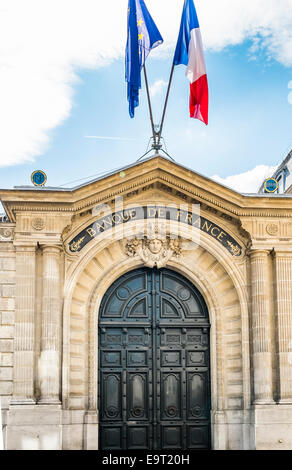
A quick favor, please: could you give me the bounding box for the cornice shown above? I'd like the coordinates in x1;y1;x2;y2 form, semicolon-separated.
1;158;292;222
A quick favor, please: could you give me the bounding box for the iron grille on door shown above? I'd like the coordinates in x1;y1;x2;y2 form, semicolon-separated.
98;268;211;450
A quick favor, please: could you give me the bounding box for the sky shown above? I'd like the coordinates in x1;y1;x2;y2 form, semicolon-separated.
0;0;292;206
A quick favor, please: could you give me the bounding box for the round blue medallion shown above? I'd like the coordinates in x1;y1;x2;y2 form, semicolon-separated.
264;178;278;193
31;170;47;187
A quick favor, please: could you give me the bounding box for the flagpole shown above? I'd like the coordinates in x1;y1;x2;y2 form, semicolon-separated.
143;64;156;147
157;64;175;146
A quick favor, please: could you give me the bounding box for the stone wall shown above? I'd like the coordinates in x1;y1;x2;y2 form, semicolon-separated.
1;155;292;449
0;242;15;407
0;235;15;447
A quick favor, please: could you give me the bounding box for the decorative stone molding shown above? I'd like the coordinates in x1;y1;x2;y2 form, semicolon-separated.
125;236;182;268
62;223;73;240
31;217;46;231
70;236;85;253
226;241;241;257
266;223;279;236
3;159;292;227
0;226;14;240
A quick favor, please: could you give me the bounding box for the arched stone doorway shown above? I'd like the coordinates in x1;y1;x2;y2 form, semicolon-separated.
98;267;211;450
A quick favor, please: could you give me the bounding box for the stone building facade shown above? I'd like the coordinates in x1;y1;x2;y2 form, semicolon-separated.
1;155;292;450
258;149;292;194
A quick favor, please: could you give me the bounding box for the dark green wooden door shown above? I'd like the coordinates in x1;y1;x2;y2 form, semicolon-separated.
98;268;211;450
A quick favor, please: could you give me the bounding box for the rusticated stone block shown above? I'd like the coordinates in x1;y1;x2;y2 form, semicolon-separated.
0;258;15;271
0;395;11;409
1;312;14;325
0;340;13;352
0;381;13;395
0;298;15;311
0;326;14;339
2;285;15;298
0;272;15;284
0;367;13;380
0;353;13;366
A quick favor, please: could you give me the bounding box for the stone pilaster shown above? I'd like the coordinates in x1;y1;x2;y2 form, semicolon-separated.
250;250;274;404
11;245;36;404
38;245;62;404
273;251;292;403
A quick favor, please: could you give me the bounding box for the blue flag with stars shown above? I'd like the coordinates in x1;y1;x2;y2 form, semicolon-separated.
126;0;163;118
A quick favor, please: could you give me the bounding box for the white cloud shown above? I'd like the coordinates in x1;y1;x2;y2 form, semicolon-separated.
149;79;168;98
0;0;292;167
212;164;278;193
84;136;136;141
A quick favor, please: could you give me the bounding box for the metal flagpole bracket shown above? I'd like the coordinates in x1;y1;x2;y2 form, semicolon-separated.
137;65;175;162
136;130;175;162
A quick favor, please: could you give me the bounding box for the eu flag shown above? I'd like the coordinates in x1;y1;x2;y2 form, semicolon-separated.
125;0;163;118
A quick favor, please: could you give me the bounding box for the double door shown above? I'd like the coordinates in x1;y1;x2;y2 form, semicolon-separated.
98;268;210;450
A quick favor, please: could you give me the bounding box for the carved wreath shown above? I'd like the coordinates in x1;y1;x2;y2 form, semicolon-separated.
0;227;13;240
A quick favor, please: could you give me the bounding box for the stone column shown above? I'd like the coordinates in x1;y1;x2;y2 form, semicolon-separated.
273;251;292;403
11;245;36;404
250;249;274;404
38;245;62;404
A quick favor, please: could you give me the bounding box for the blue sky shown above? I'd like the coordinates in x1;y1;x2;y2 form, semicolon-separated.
0;0;292;198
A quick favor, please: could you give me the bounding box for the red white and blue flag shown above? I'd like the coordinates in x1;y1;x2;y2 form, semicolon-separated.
173;0;209;125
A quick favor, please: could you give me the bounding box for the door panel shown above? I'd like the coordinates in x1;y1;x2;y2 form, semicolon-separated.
101;372;122;421
127;372;148;420
99;268;210;450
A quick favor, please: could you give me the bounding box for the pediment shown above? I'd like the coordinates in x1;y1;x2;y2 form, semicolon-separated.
61;179;251;262
1;155;292;227
63;180;242;242
0;156;240;218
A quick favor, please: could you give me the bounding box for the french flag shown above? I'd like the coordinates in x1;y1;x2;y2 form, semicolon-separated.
173;0;209;125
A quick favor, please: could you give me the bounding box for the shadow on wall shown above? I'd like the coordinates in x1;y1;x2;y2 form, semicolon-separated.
0;398;4;450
